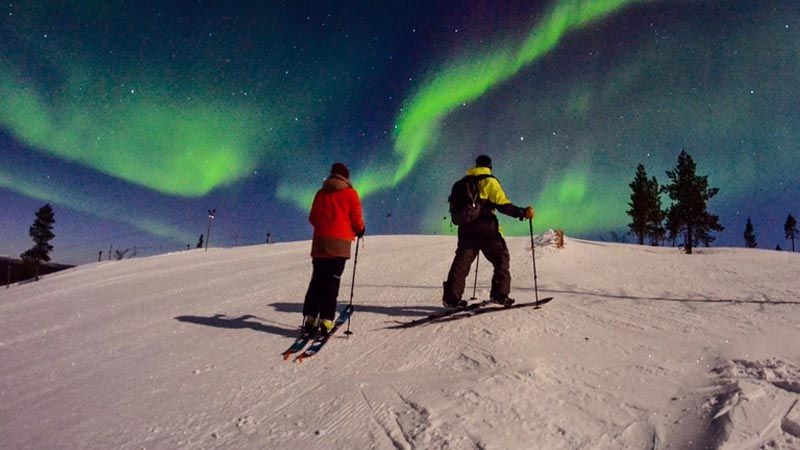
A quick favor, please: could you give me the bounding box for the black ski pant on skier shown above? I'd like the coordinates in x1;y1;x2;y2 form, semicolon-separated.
443;217;511;305
303;257;346;321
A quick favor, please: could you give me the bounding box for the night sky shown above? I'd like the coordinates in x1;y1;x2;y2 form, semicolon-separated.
2;0;798;264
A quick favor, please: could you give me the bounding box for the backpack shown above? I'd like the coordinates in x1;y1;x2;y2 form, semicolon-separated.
448;174;494;226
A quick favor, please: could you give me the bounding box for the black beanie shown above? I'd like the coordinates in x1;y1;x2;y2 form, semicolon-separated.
476;154;492;169
331;162;350;179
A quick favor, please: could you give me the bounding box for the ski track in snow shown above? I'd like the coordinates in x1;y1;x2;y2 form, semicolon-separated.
1;233;799;449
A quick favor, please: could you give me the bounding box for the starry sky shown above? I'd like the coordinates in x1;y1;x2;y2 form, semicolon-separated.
2;0;799;264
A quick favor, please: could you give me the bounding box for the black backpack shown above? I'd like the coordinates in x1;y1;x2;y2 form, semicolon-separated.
448;174;494;226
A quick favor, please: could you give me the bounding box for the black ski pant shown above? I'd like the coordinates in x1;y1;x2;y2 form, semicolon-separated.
444;233;511;303
303;257;347;321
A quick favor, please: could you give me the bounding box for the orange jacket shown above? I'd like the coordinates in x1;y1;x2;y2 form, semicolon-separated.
309;174;365;258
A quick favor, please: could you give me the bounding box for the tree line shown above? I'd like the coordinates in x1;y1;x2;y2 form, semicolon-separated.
627;149;798;253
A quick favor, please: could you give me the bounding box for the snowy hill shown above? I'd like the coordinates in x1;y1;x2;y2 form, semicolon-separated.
1;234;799;449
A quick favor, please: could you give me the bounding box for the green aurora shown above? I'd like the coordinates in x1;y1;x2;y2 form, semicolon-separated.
0;170;195;243
391;0;648;186
2;0;648;205
2;0;799;254
277;0;649;222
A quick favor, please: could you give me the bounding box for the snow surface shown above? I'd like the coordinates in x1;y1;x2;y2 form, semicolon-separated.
1;233;799;449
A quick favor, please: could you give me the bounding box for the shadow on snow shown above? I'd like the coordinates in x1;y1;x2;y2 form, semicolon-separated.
174;313;298;338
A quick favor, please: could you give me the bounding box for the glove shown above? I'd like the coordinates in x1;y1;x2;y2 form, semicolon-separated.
355;227;365;238
522;206;534;220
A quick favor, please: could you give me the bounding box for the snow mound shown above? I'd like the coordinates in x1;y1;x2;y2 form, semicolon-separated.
526;228;562;256
708;359;800;449
714;359;800;394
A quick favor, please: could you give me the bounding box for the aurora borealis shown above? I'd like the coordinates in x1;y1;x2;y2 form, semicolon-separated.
2;0;799;263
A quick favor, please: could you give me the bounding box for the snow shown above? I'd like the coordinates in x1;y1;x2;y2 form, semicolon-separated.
1;233;799;449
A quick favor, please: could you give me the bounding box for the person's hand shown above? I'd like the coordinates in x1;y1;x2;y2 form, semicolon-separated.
523;206;534;220
356;227;365;238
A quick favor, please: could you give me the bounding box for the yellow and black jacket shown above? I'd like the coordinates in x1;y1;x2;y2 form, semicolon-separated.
460;166;526;237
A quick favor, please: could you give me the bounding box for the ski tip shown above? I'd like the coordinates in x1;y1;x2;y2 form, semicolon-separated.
530;297;554;307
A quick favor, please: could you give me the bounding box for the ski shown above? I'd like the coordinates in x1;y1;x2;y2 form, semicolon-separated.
433;297;553;324
281;329;317;361
389;301;490;329
387;297;554;329
294;304;354;363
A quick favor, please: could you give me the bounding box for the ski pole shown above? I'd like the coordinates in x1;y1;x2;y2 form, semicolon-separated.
528;218;540;306
344;236;361;336
470;253;480;300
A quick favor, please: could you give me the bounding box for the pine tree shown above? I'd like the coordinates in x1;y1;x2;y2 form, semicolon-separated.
627;164;666;246
743;217;757;248
20;204;56;281
646;176;666;246
627;164;649;245
665;211;680;247
785;214;798;252
696;211;724;247
662;150;723;254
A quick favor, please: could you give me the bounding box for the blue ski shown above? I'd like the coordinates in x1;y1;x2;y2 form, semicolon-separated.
281;330;316;360
294;305;354;362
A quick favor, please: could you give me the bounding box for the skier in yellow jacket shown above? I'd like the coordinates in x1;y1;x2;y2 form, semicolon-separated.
443;154;534;307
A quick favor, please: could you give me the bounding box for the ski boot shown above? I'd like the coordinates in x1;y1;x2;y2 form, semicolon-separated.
319;319;335;337
303;316;318;334
489;296;515;307
442;281;468;308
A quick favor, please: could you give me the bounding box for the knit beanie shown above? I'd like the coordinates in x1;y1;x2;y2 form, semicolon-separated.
331;162;350;179
475;154;492;169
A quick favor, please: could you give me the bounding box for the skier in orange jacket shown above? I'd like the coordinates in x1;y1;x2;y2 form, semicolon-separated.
303;162;365;335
